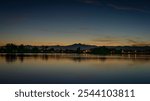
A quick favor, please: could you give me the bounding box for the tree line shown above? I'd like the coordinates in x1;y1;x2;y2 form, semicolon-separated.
0;43;150;54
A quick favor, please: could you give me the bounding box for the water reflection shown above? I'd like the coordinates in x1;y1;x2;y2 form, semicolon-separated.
0;53;150;63
0;53;150;84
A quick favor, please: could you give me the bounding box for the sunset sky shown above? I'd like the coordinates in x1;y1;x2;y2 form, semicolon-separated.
0;0;150;46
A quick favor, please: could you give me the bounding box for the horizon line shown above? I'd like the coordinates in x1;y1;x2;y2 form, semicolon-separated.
0;43;150;47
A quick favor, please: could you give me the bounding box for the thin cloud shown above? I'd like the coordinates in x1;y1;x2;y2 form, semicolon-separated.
92;37;150;46
127;39;150;46
92;37;123;46
108;4;150;13
92;36;123;42
93;39;119;42
80;0;101;5
82;0;98;3
127;39;138;43
80;0;150;13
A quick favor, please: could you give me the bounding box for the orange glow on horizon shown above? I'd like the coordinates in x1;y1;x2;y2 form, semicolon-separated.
1;41;149;46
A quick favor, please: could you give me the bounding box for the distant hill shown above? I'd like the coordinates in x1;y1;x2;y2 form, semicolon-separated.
47;43;97;50
65;43;97;50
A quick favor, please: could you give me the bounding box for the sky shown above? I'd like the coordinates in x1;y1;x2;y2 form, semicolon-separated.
0;0;150;46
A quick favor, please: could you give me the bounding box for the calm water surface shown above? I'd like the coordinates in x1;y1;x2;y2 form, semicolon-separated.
0;53;150;84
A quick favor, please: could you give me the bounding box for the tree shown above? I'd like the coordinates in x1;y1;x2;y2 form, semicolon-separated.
5;43;17;53
18;44;25;53
90;46;110;54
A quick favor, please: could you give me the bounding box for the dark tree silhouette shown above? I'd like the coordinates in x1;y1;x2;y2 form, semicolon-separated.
90;46;111;54
5;43;17;53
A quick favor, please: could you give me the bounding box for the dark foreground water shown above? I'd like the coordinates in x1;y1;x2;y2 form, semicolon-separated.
0;53;150;84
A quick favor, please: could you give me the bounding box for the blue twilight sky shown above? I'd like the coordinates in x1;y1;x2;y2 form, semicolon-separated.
0;0;150;46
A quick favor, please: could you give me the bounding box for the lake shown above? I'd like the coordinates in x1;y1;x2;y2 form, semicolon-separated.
0;53;150;84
